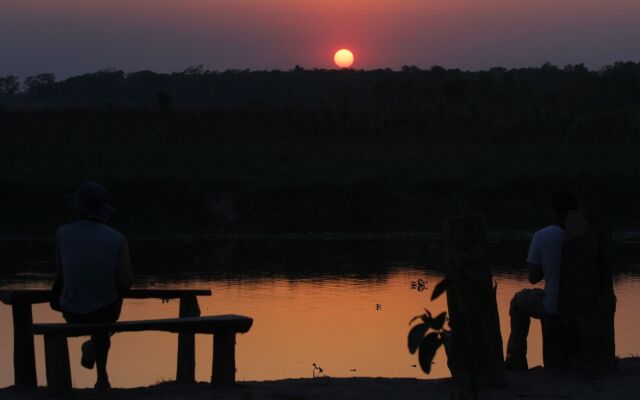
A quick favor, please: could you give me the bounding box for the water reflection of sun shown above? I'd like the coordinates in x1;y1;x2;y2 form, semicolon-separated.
5;272;640;388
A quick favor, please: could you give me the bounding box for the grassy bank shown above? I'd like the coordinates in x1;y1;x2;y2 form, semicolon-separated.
2;358;639;399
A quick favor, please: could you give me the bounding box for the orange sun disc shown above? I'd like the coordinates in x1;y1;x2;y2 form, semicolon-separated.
334;49;354;68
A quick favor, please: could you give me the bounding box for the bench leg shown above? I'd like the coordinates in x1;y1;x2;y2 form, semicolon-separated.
44;334;72;393
212;330;236;385
12;303;37;388
177;296;200;383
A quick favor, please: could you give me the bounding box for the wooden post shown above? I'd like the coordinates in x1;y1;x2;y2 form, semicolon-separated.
212;330;236;385
176;296;200;383
543;220;616;372
442;214;506;387
12;303;37;388
44;334;72;394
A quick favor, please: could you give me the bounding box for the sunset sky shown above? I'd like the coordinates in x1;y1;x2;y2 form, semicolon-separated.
1;0;639;78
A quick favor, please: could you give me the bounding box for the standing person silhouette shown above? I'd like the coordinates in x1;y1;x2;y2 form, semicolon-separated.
54;182;133;391
504;193;579;370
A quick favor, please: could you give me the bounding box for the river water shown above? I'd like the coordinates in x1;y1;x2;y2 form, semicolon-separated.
1;238;639;388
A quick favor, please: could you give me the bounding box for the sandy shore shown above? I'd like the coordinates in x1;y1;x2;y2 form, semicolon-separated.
2;358;639;400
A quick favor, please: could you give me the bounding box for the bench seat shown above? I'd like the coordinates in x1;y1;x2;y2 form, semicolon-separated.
33;314;252;336
32;314;253;393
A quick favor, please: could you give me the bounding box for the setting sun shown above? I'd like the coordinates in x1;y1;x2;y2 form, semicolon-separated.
334;49;354;68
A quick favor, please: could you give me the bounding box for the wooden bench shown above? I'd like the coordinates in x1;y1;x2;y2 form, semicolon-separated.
0;289;212;388
32;314;253;393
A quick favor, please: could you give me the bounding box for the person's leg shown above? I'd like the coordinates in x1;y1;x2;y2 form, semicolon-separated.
92;332;111;390
92;299;122;390
65;299;122;390
505;288;546;369
63;312;96;369
81;340;95;369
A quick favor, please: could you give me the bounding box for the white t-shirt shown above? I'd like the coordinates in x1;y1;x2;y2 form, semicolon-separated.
527;225;565;315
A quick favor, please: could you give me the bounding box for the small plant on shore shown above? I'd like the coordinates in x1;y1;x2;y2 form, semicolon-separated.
410;278;427;292
407;278;448;374
312;363;324;378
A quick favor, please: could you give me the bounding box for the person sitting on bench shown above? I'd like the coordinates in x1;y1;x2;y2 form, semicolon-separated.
54;181;134;391
504;193;579;370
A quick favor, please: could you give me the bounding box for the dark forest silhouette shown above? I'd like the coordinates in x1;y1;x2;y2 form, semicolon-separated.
1;63;639;235
0;62;639;116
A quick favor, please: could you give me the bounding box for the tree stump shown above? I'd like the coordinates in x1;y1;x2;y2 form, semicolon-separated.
542;219;616;372
442;214;506;387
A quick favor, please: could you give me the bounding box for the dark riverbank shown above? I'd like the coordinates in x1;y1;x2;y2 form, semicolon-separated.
2;234;640;280
2;358;639;400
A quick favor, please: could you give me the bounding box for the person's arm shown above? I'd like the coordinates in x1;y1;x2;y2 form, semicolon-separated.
55;229;63;280
117;238;134;292
50;229;65;312
527;232;543;285
528;263;544;284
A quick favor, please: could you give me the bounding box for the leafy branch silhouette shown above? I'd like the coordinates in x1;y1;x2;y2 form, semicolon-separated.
407;278;449;374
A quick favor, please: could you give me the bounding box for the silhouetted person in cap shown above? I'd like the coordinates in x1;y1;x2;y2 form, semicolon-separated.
505;193;579;370
54;181;133;391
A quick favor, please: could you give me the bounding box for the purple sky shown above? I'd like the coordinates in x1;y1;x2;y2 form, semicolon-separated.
1;0;639;78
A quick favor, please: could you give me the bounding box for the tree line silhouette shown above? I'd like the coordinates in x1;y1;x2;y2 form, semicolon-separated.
2;62;640;143
1;63;639;235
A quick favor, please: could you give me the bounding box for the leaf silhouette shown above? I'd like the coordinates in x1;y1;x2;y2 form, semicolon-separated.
431;278;448;301
418;332;442;374
430;312;447;330
408;314;424;326
407;323;429;354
